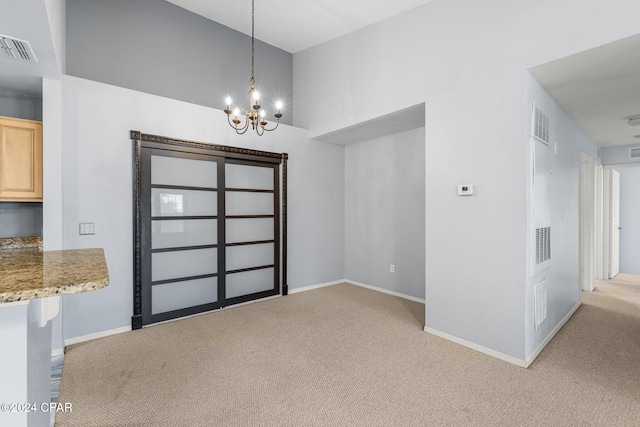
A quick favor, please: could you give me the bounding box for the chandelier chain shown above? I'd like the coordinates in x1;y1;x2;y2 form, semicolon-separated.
251;0;255;81
223;0;282;135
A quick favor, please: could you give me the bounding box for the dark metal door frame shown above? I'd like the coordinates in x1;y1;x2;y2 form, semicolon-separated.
131;131;288;329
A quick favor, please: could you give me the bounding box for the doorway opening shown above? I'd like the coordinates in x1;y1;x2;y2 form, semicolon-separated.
603;164;640;281
579;152;601;292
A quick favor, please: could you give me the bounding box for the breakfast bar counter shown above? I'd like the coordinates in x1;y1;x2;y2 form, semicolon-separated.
0;247;109;303
0;237;109;427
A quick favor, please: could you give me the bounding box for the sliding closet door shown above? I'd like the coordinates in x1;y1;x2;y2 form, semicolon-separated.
142;149;223;325
134;135;285;328
224;161;280;304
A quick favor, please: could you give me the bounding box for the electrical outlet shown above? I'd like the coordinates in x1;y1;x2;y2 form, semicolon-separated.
79;223;95;235
457;185;474;196
390;264;395;273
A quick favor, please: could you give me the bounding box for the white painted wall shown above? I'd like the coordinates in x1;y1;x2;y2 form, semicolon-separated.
344;128;425;299
54;76;345;340
618;167;640;274
293;0;640;361
525;75;598;360
0;301;51;427
42;78;65;352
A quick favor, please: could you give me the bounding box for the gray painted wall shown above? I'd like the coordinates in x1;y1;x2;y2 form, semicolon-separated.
66;0;293;125
345;128;425;299
601;144;640;165
0;92;42;121
52;76;344;340
618;166;640;274
0;203;43;238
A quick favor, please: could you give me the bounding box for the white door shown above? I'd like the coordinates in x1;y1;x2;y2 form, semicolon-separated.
610;169;621;278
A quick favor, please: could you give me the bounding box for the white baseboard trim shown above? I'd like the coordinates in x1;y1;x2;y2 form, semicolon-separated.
424;326;527;368
288;278;425;304
346;280;426;304
288;280;345;294
525;301;581;367
51;348;64;358
59;280;423;349
64;326;132;347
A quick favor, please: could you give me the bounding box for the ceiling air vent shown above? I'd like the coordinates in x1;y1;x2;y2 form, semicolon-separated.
0;35;37;63
630;147;640;159
532;103;550;145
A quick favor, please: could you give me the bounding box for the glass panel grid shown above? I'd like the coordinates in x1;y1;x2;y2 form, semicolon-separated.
152;219;217;249
226;218;274;244
226;267;274;299
226;243;274;271
152;248;217;281
152;277;218;315
225;163;273;190
226;191;274;216
152;188;217;217
152;155;217;187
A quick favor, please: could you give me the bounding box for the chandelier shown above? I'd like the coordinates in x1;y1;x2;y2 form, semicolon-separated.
224;0;283;136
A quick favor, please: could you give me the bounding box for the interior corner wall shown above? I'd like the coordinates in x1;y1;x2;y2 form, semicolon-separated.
44;0;66;75
618;167;640;274
56;75;344;341
344;128;425;299
65;0;292;125
524;74;598;359
293;0;640;361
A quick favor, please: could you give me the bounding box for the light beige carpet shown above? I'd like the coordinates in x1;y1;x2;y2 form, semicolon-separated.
56;282;640;426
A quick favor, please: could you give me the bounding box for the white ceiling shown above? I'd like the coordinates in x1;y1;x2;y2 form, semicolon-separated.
166;0;432;54
530;34;640;149
1;1;638;150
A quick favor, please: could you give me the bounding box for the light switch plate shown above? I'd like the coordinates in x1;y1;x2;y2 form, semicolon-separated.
79;223;95;235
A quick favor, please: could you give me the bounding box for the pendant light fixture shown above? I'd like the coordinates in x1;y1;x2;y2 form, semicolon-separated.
224;0;283;135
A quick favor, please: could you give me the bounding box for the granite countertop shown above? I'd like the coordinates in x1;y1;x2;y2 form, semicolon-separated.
0;238;109;303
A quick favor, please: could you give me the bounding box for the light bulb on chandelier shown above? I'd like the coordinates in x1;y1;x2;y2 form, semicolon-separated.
223;0;283;136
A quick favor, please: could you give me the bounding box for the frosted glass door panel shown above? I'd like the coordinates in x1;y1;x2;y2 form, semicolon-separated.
226;243;274;271
152;248;217;281
151;155;217;187
226;218;274;243
152;277;218;314
226;268;274;299
151;189;217;217
226;192;274;216
226;163;273;190
151;219;217;249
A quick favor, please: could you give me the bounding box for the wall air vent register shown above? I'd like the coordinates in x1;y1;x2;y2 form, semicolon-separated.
535;226;551;265
530;102;553;277
532;103;550;145
0;35;37;63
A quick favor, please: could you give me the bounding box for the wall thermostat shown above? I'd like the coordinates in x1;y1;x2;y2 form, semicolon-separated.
457;185;474;196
